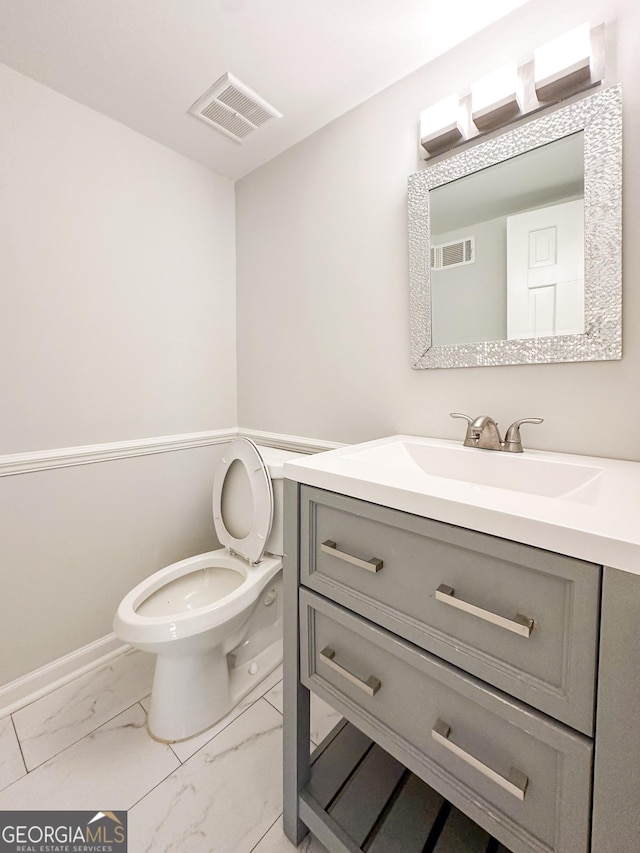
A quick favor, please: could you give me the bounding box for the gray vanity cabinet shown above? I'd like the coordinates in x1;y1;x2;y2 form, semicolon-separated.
299;486;600;736
284;480;640;852
301;590;592;852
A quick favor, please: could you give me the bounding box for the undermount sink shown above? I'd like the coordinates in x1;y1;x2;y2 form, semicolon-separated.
343;439;604;501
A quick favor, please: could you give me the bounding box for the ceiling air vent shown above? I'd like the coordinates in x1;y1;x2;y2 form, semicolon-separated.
431;237;475;270
189;72;282;143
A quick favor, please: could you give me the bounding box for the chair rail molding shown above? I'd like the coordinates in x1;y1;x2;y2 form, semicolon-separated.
0;429;237;477
240;428;345;456
0;428;344;477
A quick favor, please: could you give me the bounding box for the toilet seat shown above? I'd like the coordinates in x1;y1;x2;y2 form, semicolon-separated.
114;549;283;645
212;438;274;565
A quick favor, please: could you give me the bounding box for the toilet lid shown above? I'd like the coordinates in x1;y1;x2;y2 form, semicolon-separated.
212;437;274;565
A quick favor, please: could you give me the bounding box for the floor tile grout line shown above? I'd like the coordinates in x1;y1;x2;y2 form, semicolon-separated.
126;696;278;813
164;676;283;764
10;652;154;770
249;812;284;852
4;647;139;718
263;684;338;744
125;757;183;813
9;715;28;777
263;695;283;716
9;698;150;779
123;708;183;813
168;743;182;764
179;691;276;762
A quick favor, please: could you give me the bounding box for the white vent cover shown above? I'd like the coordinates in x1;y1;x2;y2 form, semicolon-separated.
431;237;475;270
189;72;282;143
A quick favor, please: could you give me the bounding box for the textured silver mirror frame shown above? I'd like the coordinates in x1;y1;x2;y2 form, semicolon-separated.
408;85;622;369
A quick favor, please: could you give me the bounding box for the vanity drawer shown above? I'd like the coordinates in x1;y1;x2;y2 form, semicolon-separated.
300;589;592;853
300;485;600;735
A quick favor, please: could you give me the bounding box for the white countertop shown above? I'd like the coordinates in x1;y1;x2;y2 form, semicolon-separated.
284;435;640;575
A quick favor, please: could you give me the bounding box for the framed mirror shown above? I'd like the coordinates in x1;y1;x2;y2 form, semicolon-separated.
408;85;622;369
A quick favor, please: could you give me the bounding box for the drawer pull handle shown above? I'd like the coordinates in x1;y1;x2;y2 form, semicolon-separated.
435;584;534;638
321;540;383;574
319;647;381;696
432;719;529;801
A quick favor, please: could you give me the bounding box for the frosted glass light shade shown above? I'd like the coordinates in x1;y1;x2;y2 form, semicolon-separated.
419;95;465;156
471;62;521;130
534;23;593;101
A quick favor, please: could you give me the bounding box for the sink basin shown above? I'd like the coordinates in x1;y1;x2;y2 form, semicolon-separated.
284;435;640;572
343;439;604;500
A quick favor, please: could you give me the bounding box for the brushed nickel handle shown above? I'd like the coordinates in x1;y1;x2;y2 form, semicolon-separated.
321;540;383;574
503;417;544;453
507;417;544;430
319;647;381;696
432;719;528;801
435;584;534;638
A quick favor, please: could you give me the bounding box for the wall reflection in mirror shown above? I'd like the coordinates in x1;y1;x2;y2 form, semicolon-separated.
408;85;622;369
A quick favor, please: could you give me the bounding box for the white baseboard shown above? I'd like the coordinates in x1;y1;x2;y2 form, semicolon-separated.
0;633;129;718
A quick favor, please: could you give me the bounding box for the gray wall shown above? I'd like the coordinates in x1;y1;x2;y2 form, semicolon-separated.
236;0;640;461
431;218;507;346
0;62;237;454
0;65;236;685
0;446;223;685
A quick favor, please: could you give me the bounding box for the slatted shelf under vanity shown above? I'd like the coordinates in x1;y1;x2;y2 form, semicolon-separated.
300;720;512;853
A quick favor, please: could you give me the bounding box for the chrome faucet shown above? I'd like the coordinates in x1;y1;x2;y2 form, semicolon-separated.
450;413;543;453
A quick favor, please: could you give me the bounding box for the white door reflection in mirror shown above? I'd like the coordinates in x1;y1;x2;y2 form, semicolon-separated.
507;199;584;339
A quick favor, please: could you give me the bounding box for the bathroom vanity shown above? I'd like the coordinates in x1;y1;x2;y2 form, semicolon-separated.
282;436;640;852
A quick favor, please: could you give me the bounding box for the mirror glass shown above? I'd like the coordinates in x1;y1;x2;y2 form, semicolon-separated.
408;85;622;369
430;133;584;347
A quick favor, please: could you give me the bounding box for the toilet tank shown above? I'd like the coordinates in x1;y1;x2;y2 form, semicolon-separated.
257;445;306;557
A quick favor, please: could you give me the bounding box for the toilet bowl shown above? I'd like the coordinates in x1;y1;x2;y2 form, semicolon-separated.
113;438;301;743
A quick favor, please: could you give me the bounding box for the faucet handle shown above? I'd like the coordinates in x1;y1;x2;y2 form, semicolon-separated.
450;413;479;448
503;418;544;453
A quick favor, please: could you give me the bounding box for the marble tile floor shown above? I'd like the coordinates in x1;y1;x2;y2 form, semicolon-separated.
0;648;337;852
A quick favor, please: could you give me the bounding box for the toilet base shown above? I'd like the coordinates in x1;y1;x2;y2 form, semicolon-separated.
146;637;283;744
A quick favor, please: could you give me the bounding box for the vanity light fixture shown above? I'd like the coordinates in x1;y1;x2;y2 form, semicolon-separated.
471;62;522;131
418;22;604;159
534;23;595;102
419;94;466;156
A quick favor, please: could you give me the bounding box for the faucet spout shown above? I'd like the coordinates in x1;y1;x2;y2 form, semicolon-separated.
450;412;543;452
469;415;503;451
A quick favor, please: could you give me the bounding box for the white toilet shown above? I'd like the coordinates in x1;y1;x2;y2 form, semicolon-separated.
113;437;301;743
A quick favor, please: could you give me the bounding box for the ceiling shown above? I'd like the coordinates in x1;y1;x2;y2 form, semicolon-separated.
0;0;531;181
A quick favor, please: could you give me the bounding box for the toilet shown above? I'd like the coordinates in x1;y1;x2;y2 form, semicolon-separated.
113;437;302;743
